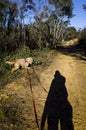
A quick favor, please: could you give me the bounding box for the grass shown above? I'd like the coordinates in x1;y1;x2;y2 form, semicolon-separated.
0;47;56;88
0;110;5;119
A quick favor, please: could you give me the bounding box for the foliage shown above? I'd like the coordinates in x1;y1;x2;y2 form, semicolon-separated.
0;110;5;119
0;0;85;62
79;28;86;47
0;0;74;52
12;46;31;59
34;0;74;47
64;27;78;40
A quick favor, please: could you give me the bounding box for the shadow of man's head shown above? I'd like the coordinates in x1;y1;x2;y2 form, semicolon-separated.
54;70;60;77
54;70;66;83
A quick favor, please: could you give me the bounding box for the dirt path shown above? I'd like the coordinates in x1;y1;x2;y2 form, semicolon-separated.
38;53;86;130
0;52;86;130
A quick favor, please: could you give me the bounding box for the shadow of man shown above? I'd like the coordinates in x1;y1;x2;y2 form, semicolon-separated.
40;70;74;130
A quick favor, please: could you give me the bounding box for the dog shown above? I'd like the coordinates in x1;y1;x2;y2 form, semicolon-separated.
6;57;33;72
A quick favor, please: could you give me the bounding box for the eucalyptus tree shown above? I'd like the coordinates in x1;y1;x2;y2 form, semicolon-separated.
0;0;19;52
80;4;86;46
0;0;74;51
33;0;73;48
14;0;35;47
0;0;35;52
33;0;51;49
0;0;19;31
64;27;77;40
0;0;9;28
47;0;73;47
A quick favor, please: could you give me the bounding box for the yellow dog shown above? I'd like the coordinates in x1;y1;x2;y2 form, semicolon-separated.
6;57;33;72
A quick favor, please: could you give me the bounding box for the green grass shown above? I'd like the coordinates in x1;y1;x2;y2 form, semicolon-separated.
0;110;5;119
0;47;56;88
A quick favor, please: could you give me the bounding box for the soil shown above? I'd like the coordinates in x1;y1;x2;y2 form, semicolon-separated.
0;52;86;130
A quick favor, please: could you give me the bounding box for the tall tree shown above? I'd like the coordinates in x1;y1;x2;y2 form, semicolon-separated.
0;0;9;28
46;0;73;46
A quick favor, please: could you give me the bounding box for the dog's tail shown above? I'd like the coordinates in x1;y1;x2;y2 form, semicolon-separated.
6;61;15;65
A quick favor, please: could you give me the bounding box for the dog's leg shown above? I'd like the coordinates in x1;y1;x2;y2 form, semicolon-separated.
12;68;17;72
12;64;20;72
25;66;30;70
25;63;31;70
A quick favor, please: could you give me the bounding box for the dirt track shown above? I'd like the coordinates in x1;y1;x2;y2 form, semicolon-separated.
0;52;86;130
36;52;86;130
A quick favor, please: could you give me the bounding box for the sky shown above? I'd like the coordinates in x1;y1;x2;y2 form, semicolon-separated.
70;0;86;30
29;0;86;30
10;0;86;30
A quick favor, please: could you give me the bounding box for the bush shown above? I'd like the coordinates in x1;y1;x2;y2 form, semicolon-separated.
11;46;31;59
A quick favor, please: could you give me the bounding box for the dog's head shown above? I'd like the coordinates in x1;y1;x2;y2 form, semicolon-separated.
26;57;33;64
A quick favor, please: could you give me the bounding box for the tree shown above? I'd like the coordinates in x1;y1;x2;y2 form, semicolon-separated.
0;0;74;52
46;0;73;47
0;0;9;28
32;0;73;48
65;27;77;40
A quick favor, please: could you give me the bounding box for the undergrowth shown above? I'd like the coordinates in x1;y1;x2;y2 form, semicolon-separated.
0;46;30;75
0;47;55;88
